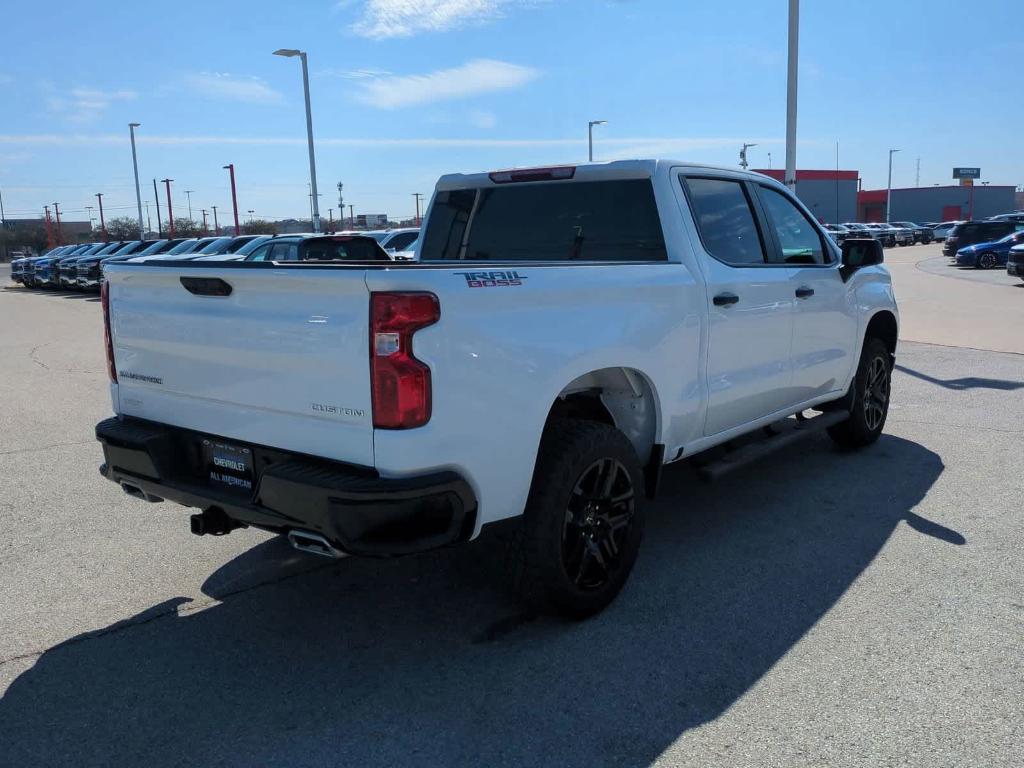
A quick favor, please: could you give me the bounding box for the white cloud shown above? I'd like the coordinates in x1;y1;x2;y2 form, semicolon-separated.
47;87;137;123
469;110;497;129
0;134;783;153
318;67;392;79
350;0;536;39
353;59;539;109
184;72;283;104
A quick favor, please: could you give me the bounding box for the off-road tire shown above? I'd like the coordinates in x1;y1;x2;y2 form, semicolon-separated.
505;420;645;619
827;337;892;449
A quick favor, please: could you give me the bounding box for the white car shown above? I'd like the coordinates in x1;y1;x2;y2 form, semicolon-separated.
367;227;419;253
96;159;898;617
930;222;959;242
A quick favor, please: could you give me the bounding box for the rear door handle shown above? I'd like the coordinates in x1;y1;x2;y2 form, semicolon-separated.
795;286;815;299
713;292;740;306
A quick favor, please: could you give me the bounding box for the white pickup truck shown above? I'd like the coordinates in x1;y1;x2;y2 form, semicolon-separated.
96;160;898;617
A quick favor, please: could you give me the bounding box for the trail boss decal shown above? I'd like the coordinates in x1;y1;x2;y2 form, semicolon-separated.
454;270;527;288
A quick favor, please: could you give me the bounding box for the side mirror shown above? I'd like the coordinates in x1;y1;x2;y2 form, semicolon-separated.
840;238;883;280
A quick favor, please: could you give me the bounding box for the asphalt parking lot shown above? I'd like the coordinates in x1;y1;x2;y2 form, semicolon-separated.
1;248;1022;767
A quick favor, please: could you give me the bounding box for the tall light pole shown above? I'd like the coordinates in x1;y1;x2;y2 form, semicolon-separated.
211;205;219;234
53;202;63;244
129;123;144;237
161;178;175;238
144;201;152;235
348;204;354;229
274;48;321;233
784;0;799;191
413;192;424;225
96;193;107;241
153;179;162;237
185;190;194;222
201;209;209;234
740;143;757;170
588;120;607;162
86;205;95;230
223;164;240;236
247;209;255;224
886;149;900;222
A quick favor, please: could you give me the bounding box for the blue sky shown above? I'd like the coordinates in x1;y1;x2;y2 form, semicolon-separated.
1;0;1021;224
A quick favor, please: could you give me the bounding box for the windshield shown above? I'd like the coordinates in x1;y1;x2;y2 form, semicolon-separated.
193;237;233;254
165;239;201;255
232;235;272;256
133;239;170;256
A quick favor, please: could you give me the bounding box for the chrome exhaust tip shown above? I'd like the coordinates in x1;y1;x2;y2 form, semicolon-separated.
287;530;345;559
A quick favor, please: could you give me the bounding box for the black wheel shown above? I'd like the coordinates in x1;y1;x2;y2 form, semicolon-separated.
976;252;997;270
827;337;892;449
506;420;645;618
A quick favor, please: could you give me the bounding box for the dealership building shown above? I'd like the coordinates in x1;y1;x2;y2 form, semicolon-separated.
856;184;1016;223
752;169;858;224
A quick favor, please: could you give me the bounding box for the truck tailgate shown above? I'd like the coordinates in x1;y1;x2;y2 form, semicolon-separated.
105;264;375;467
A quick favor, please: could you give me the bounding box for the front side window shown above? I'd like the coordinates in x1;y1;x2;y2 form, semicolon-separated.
758;186;828;265
245;243;274;262
420;180;666;262
683;177;766;266
269;241;299;261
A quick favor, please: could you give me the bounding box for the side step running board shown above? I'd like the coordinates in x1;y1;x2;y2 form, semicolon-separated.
697;410;848;482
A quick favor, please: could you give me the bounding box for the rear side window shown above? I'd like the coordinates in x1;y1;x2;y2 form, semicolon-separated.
683;177;766;265
420;180;666;262
269;241;299;261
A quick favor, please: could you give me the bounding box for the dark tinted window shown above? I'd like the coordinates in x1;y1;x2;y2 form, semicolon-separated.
299;238;389;261
419;189;477;260
386;231;418;251
683;177;766;265
420;180;666;262
758;186;829;265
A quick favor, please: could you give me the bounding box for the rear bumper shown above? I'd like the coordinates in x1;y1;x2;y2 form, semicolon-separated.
96;416;478;557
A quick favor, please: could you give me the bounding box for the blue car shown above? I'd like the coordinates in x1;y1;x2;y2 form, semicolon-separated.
956;230;1024;269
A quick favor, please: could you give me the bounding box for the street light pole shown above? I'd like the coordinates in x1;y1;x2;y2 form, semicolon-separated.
886;148;900;222
413;192;423;225
784;0;799;191
129;123;144;237
211;205;219;234
348;204;354;229
588;120;607;162
53;202;63;244
274;48;321;233
86;205;95;231
247;209;255;224
201;209;209;234
185;190;194;222
223;164;240;236
161;178;175;238
153;179;162;237
96;193;107;241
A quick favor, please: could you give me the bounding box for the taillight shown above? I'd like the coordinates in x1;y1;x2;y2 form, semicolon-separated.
101;281;117;383
370;292;440;429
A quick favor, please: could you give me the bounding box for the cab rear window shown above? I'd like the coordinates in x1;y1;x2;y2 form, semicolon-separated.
420;179;667;262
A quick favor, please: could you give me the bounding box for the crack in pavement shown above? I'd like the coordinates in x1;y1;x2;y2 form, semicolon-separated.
0;558;335;670
28;343;50;370
0;440;95;456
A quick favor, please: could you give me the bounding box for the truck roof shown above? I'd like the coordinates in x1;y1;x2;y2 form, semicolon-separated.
436;159;780;190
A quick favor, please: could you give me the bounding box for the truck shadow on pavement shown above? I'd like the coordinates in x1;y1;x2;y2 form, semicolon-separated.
0;434;955;767
894;364;1024;392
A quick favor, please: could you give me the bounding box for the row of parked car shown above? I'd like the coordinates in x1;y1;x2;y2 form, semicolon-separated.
822;221;957;248
9;228;420;291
